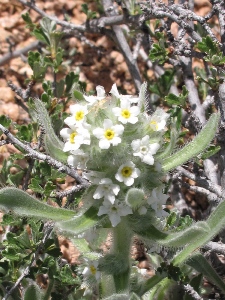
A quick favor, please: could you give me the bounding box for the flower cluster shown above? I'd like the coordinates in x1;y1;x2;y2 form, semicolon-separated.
60;84;169;227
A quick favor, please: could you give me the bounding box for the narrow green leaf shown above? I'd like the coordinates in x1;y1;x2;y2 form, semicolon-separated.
56;206;103;235
33;98;68;163
161;113;220;171
0;187;74;221
23;283;44;300
137;274;167;296
134;221;209;248
187;253;225;294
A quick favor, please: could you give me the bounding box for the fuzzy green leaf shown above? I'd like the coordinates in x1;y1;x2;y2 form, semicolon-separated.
56;206;103;235
0;187;74;221
134;221;209;248
33;98;68;163
161;112;220;171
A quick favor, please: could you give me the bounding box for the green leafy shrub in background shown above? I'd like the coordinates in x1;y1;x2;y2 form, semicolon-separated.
1;1;225;299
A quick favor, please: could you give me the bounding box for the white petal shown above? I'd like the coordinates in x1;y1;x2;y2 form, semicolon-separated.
93;128;104;138
124;177;134;186
142;154;154;165
64;116;75;127
105;194;116;204
67;155;78;166
112;107;121;116
93;187;104;199
97;206;109;216
115;173;124;182
111;137;121;146
113;124;124;134
103;119;113;129
142;135;150;144
120;99;130;109
131;139;141;152
132;168;141;178
130;106;140;116
109;213;121;227
96;85;105;97
60;128;71;139
127;116;138;124
99;139;110;149
110;83;120;98
100;178;112;184
118;116;128;124
112;184;120;195
149;143;160;154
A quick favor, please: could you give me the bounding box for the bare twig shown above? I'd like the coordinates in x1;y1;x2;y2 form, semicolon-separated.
203;241;225;255
54;185;84;199
102;0;142;91
181;283;203;300
0;41;40;66
22;158;34;191
181;181;221;203
176;166;222;198
8;80;35;102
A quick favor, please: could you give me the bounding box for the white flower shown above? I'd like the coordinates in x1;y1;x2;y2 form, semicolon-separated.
60;126;90;152
93;178;120;204
84;85;106;105
115;161;140;186
82;171;105;184
131;135;160;165
147;186;169;218
97;199;133;227
64;104;88;127
82;259;101;281
93;119;124;149
110;83;139;104
112;98;140;124
148;108;169;131
67;149;89;169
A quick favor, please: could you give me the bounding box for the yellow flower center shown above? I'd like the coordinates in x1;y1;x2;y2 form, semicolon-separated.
111;206;118;212
140;146;147;153
75;111;84;121
121;166;132;177
121;109;131;119
104;129;115;140
69;132;77;144
150;120;159;130
90;265;97;275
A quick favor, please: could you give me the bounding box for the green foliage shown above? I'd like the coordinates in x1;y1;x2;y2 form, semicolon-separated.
0;115;11;128
149;70;175;98
197;36;225;65
165;86;188;107
149;35;169;65
157;262;188;282
81;4;97;19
